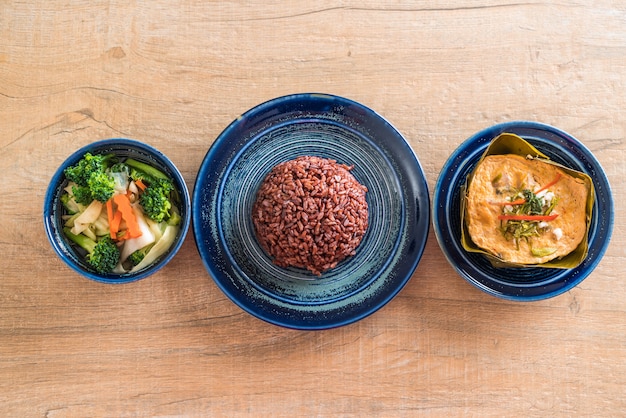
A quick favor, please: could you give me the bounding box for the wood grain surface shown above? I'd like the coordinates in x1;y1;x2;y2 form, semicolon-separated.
1;1;624;416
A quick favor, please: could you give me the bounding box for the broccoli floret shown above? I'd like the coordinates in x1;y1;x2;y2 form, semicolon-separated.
128;167;154;185
63;152;117;204
139;178;174;223
63;227;120;274
110;162;129;174
128;250;145;266
87;171;116;202
71;185;94;205
64;152;114;187
128;244;155;266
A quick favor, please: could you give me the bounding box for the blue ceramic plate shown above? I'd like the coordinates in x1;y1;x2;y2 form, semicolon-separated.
193;93;429;329
433;121;613;301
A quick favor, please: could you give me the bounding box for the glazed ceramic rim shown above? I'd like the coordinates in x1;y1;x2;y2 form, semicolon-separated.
433;121;614;301
193;93;430;329
44;138;191;284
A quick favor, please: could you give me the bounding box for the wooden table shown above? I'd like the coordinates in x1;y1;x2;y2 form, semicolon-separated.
2;1;624;416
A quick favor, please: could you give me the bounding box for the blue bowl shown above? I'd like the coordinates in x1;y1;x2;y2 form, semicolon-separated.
433;121;614;300
44;139;191;284
193;93;430;329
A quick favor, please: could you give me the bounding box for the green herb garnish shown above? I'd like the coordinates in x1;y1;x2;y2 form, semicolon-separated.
497;184;560;254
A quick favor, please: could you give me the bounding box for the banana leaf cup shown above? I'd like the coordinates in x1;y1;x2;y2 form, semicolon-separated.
460;133;595;269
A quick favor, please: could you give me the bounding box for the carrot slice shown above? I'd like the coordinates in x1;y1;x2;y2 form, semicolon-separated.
498;214;559;222
110;211;123;238
106;199;116;239
113;193;142;238
535;173;562;194
135;178;147;191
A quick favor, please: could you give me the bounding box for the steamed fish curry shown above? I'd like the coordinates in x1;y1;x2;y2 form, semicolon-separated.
465;154;588;265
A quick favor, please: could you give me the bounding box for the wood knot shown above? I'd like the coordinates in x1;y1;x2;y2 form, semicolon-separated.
106;46;126;59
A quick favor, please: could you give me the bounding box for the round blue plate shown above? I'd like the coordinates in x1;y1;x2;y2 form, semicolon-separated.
433;121;613;301
193;93;429;329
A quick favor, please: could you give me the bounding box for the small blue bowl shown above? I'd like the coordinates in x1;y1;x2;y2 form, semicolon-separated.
193;93;430;329
433;121;614;301
44;139;190;284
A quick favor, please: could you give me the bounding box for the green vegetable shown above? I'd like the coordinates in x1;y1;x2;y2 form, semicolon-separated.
128;167;153;185
130;225;178;273
60;193;81;214
167;207;182;226
126;158;169;181
500;219;540;248
87;171;116;202
497;188;559;244
63;227;120;274
139;178;174;223
64;152;115;187
522;189;543;215
128;244;155;266
71;185;94;205
110;162;130;174
64;152;117;203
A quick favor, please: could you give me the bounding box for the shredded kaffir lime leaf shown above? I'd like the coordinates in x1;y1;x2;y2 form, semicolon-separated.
498;185;559;251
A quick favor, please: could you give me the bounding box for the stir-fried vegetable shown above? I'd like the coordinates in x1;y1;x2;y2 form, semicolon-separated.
61;152;181;274
63;228;120;274
64;152;115;187
128;243;155;266
139;178;174;223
